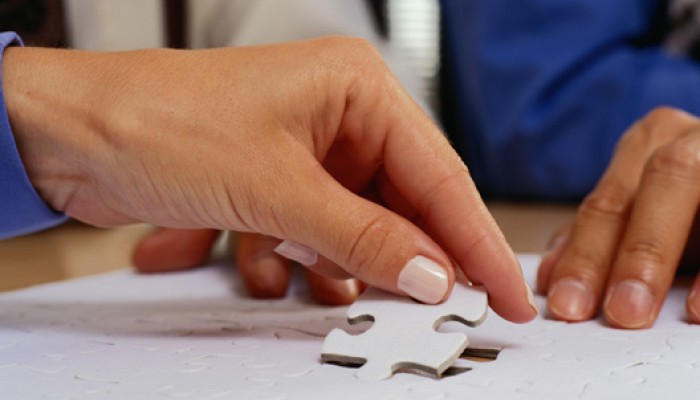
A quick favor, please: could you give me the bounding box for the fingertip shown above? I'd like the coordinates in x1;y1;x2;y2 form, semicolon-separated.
236;233;290;298
537;227;571;295
498;305;538;324
132;228;219;273
603;279;656;329
305;270;361;306
241;255;290;298
687;285;700;324
546;277;595;322
500;285;539;324
526;284;539;317
357;280;369;293
536;257;554;296
132;228;167;272
537;250;561;296
463;245;536;323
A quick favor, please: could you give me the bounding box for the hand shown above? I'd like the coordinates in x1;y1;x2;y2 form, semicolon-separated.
538;107;700;328
133;228;363;305
5;37;535;321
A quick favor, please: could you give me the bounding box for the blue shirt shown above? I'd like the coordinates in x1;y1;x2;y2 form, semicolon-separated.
441;0;700;200
0;32;67;239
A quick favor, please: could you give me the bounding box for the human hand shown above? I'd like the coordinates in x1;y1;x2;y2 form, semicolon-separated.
133;228;363;305
537;107;700;328
5;37;535;321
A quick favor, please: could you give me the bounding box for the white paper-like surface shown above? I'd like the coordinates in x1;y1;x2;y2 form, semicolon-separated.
1;255;698;399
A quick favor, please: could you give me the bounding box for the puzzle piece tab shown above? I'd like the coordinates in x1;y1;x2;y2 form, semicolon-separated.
321;284;488;380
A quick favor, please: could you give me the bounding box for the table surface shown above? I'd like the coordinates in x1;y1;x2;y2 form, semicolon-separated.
0;202;577;292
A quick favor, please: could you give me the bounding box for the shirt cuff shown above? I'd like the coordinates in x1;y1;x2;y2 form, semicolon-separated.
0;31;68;239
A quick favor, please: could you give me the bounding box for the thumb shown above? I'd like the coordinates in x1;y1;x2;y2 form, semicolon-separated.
278;176;455;304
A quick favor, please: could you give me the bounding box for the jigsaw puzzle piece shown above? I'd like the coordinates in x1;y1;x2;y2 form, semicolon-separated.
323;328;468;380
322;284;488;380
344;284;488;327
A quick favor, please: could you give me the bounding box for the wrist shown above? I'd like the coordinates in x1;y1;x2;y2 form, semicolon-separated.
3;47;104;212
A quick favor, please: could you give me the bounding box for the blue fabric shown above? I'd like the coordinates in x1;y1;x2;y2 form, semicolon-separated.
0;32;67;239
441;0;700;200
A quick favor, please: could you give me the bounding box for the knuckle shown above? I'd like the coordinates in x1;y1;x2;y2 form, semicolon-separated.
620;238;667;270
417;170;468;224
561;245;609;283
619;107;688;151
316;36;393;98
643;106;685;128
321;36;381;65
343;213;394;278
454;230;490;269
578;184;630;220
646;139;700;181
344;37;381;60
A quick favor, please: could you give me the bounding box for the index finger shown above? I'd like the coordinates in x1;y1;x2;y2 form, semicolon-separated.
381;96;536;323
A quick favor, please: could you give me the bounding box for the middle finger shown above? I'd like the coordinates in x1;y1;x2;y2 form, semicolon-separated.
603;129;700;328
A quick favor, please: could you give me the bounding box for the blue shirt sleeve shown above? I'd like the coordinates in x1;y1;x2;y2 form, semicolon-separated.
441;0;700;200
0;32;67;239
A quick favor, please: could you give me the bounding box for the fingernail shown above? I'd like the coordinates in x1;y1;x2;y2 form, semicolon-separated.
397;256;449;304
273;240;317;266
548;277;594;321
604;279;654;328
526;284;539;315
514;255;539;315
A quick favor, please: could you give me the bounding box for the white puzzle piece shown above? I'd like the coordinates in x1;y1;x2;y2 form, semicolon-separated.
321;284;488;380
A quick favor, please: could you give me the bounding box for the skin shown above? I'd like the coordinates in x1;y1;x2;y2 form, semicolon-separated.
538;107;700;329
134;228;364;305
4;37;536;323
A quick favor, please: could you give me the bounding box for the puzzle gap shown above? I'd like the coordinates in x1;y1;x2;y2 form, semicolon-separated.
461;347;501;362
434;314;486;328
322;358;474;379
320;356;366;369
347;314;375;325
441;365;472;377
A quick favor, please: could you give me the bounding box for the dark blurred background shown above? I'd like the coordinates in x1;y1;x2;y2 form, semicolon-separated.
0;0;66;46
